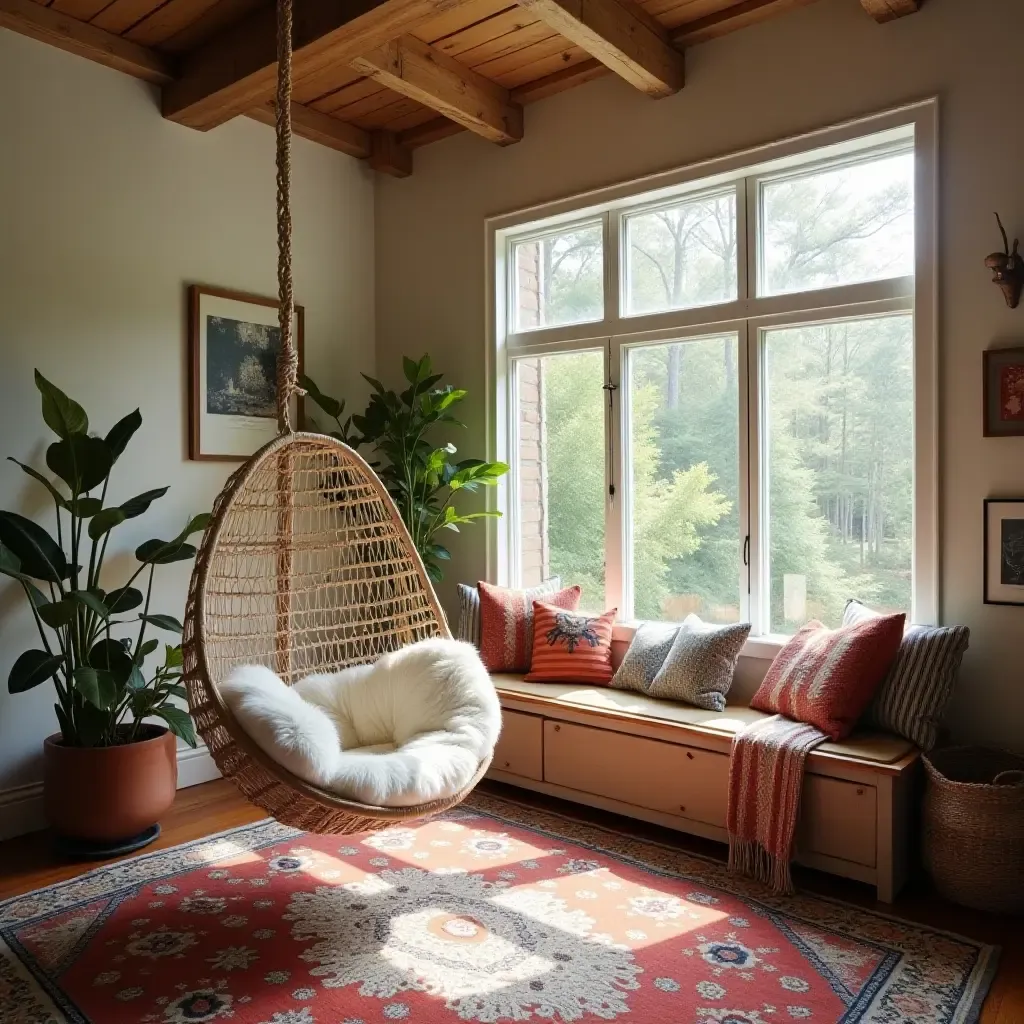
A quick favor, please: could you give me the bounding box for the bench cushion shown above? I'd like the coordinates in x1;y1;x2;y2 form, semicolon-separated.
492;674;916;765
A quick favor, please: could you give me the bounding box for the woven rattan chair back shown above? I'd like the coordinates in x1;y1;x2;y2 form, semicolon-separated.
182;433;489;834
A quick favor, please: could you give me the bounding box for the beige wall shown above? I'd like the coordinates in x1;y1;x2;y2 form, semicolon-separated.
375;0;1024;749
0;30;375;822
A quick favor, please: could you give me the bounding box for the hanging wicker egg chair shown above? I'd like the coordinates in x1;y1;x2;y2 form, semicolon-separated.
181;0;491;835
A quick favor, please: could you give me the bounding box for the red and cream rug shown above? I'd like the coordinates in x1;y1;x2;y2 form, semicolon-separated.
0;792;998;1024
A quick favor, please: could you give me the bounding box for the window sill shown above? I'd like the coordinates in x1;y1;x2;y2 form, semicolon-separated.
611;621;785;662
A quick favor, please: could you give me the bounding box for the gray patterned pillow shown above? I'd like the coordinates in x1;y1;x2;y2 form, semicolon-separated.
456;578;561;649
647;614;751;711
843;600;969;750
610;622;679;693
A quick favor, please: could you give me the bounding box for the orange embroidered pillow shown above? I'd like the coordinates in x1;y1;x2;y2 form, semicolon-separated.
479;581;582;673
750;613;905;740
525;602;617;684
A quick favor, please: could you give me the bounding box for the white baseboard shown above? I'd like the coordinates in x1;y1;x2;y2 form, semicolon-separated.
0;745;222;842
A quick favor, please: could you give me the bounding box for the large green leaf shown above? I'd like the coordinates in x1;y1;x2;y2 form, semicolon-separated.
87;507;126;541
8;650;63;694
38;598;75;628
104;409;141;462
0;511;69;581
164;644;183;668
153;704;197;748
0;542;22;578
73;666;118;710
140;613;183;633
135;539;197;565
35;370;88;439
71;589;109;619
299;375;343;419
106;586;143;614
88;638;134;686
71;497;103;518
121;487;168;519
46;435;112;496
135;638;160;662
6;458;67;509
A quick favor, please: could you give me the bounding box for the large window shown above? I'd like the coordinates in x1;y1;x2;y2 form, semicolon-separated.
493;109;936;641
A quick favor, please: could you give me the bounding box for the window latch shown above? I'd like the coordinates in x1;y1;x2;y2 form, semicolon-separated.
602;379;618;409
743;535;750;567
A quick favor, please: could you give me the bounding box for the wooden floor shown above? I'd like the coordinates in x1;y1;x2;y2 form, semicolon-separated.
0;778;1020;1022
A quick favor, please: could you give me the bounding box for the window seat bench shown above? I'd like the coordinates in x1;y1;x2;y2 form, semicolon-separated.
487;675;921;902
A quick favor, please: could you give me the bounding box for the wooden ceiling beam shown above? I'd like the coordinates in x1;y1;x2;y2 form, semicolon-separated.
513;0;683;98
672;0;819;45
397;0;815;151
0;0;174;83
162;0;462;131
351;34;523;145
246;100;412;176
860;0;919;22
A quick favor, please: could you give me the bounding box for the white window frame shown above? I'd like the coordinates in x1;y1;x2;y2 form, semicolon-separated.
486;100;939;656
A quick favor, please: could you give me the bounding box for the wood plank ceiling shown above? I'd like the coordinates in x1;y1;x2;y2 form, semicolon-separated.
2;0;922;176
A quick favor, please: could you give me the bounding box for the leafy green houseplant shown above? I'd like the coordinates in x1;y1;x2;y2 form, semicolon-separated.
1;372;209;750
301;354;508;582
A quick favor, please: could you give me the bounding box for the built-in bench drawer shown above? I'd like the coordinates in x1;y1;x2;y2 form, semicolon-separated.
543;720;729;826
798;776;877;868
491;710;544;780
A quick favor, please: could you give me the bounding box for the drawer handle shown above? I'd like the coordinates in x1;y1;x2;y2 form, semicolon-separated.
856;788;864;796
679;805;686;813
504;761;511;768
553;724;561;732
686;751;694;760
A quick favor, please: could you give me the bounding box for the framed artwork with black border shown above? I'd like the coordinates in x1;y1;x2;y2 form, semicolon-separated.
188;284;304;461
984;498;1024;606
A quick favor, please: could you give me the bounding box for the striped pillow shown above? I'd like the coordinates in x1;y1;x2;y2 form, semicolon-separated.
479;581;581;672
456;578;561;648
751;614;904;741
843;600;970;751
525;603;617;684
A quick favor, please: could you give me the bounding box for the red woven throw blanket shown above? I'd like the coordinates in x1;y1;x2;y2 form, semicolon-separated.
727;714;828;894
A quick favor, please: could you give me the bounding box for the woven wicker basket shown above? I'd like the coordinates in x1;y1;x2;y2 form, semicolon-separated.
922;746;1024;913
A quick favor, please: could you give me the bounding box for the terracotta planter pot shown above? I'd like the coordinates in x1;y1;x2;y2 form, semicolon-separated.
43;725;178;844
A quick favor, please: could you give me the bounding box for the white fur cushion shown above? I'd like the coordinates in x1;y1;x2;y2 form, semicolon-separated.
219;638;501;808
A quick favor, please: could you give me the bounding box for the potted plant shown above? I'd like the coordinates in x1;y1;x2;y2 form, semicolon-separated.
301;354;508;582
1;372;209;855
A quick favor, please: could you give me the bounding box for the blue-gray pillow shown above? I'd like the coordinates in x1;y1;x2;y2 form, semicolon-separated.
610;621;679;694
646;614;751;712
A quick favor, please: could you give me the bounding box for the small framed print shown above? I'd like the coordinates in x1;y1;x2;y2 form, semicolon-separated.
983;346;1024;437
188;285;304;461
984;499;1024;606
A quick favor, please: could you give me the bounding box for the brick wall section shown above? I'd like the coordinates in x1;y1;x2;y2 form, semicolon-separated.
515;242;550;586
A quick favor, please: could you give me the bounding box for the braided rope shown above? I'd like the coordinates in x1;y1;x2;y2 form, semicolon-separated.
274;0;301;433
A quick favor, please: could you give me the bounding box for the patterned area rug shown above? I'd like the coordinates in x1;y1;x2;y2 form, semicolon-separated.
0;792;998;1024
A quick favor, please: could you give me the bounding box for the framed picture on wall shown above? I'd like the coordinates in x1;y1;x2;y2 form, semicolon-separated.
188;285;304;461
984;498;1024;606
983;346;1024;437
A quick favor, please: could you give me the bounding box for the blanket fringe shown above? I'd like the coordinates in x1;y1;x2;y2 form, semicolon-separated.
729;837;795;896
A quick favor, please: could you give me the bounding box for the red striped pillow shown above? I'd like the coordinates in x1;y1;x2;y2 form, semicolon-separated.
479;581;582;673
750;614;905;740
525;602;617;684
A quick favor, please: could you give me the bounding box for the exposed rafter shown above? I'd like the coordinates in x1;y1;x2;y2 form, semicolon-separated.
0;0;173;83
399;0;811;151
351;34;523;145
162;0;461;131
860;0;920;22
514;0;683;98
